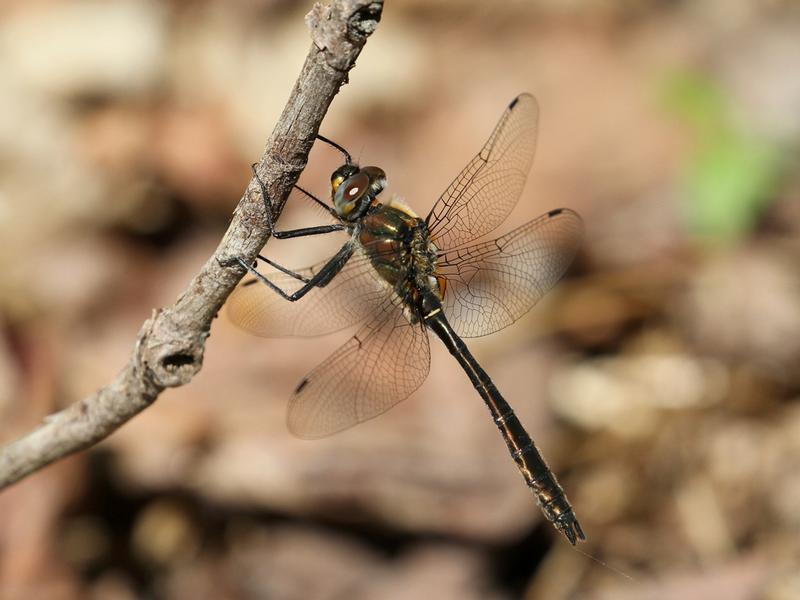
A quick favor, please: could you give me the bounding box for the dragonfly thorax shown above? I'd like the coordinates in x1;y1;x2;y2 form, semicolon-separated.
357;204;442;324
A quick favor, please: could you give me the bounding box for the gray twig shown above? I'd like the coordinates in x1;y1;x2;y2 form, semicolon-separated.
0;0;384;490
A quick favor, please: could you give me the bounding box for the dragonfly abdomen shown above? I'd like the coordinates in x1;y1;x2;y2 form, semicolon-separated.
500;413;585;543
423;303;585;545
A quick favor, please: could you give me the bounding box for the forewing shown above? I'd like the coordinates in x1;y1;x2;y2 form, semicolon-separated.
438;208;583;338
227;249;389;338
287;297;431;439
426;93;539;249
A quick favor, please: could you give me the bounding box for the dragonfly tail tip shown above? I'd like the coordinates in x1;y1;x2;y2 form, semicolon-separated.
558;514;586;545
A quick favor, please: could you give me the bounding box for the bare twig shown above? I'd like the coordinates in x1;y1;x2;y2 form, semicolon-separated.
0;0;384;490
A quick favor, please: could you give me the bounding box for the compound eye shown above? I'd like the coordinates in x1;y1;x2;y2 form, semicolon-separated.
342;172;368;200
333;172;370;218
330;164;359;193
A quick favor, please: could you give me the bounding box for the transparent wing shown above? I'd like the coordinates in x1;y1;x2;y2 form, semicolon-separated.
426;93;539;250
287;296;431;439
437;208;583;338
227;249;389;338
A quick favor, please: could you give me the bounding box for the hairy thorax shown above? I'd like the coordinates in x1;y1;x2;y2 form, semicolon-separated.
356;202;442;322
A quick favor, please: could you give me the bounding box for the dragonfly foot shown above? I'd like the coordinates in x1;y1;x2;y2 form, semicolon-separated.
217;255;253;270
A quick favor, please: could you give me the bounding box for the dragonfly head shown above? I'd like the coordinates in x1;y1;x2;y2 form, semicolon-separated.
331;165;387;221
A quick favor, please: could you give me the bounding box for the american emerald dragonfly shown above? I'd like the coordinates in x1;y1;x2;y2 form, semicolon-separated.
226;94;585;544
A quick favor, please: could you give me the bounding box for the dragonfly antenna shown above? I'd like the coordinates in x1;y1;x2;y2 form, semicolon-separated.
317;134;353;165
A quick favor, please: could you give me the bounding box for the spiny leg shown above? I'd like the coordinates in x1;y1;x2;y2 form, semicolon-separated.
252;138;343;224
251;164;345;239
316;134;353;165
237;242;355;301
294;183;338;217
255;254;310;284
236;135;354;295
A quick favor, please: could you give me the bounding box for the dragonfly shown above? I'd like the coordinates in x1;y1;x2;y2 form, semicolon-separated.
226;93;585;545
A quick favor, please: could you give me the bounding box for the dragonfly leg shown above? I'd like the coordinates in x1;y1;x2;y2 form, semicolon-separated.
270;224;346;239
293;184;338;217
316;134;353;164
254;254;310;284
251;164;343;238
236;242;355;302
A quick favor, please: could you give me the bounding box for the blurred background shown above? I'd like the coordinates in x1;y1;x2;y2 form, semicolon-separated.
1;1;800;598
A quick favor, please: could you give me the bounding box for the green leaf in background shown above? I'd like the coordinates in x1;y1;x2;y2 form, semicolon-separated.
687;132;781;240
662;72;783;242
